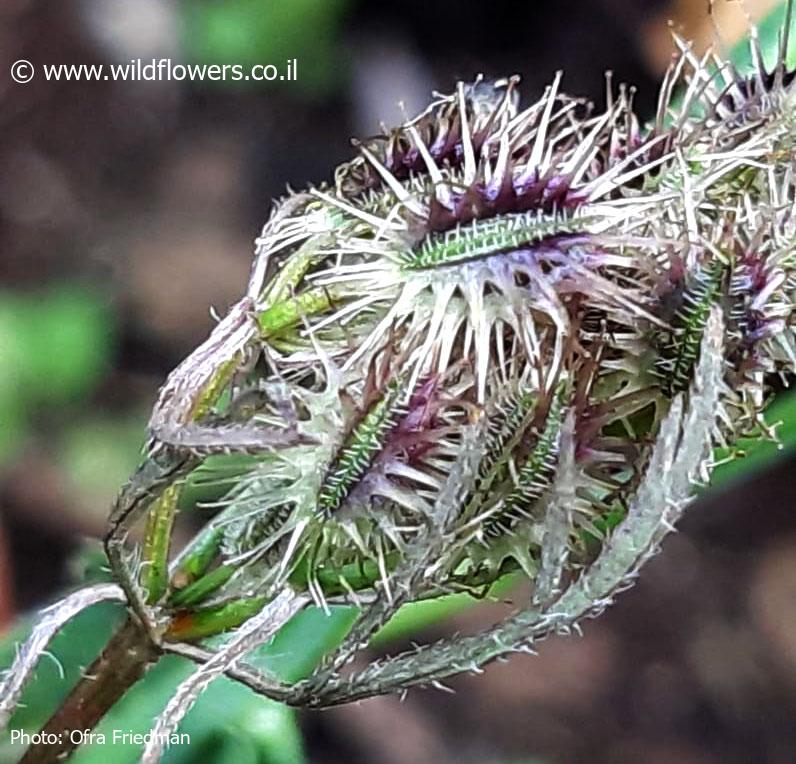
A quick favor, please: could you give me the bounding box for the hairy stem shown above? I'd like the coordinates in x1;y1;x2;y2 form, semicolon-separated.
0;584;125;731
20;618;157;764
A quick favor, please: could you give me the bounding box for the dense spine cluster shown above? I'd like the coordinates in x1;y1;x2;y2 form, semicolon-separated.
158;11;795;617
482;392;564;539
656;262;727;395
317;379;405;515
477;386;537;489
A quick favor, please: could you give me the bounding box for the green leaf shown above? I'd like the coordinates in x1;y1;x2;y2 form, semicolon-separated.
371;573;522;647
252;605;358;683
6;286;112;405
0;286;114;466
0;603;126;739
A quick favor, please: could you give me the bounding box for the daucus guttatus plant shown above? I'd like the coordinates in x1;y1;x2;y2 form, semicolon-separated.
3;4;795;761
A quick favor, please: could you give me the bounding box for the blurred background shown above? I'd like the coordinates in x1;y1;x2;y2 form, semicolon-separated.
1;1;795;762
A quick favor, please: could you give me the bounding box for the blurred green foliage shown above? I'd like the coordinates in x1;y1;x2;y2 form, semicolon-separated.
57;416;147;520
0;286;113;467
711;390;796;486
181;0;353;95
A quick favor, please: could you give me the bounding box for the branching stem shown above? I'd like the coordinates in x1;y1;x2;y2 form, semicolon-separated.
19;617;157;764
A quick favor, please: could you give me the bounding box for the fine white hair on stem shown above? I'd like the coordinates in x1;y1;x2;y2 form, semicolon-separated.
0;583;125;731
139;589;309;764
